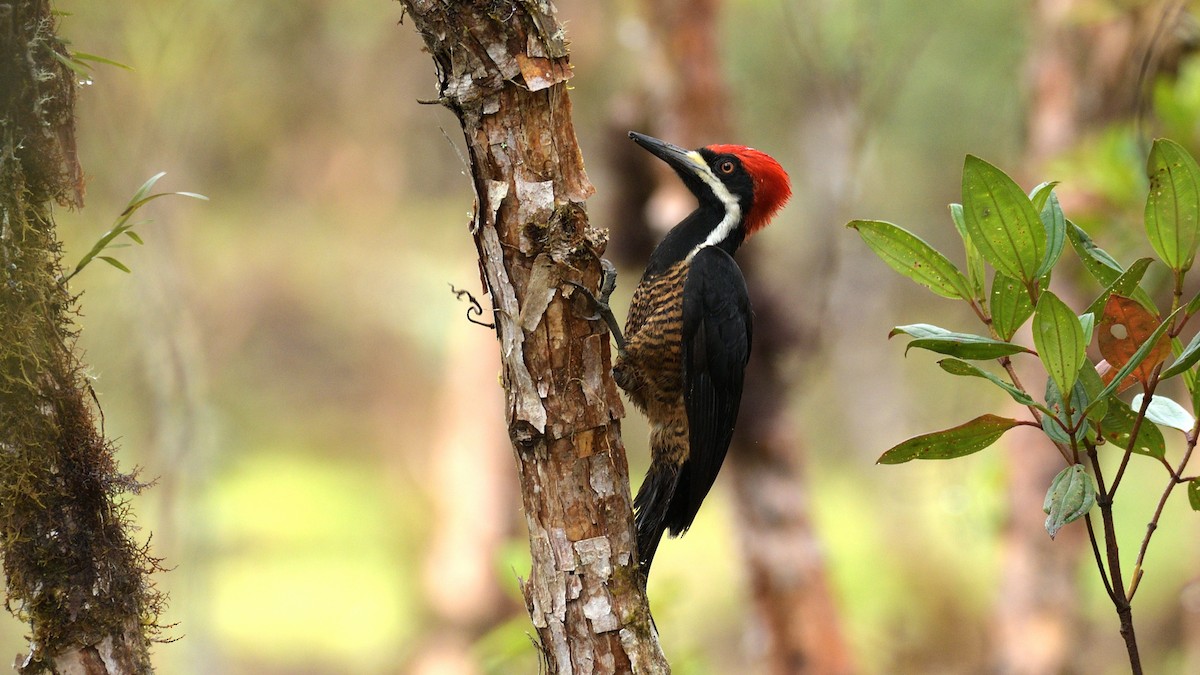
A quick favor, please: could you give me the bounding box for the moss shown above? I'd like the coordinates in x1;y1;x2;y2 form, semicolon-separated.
1;2;165;672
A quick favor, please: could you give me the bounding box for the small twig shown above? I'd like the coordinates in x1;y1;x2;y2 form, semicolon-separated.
1108;362;1164;497
1084;512;1117;603
449;283;496;329
1127;415;1200;602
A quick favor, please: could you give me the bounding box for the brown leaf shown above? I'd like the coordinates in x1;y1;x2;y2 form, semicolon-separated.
1097;295;1170;389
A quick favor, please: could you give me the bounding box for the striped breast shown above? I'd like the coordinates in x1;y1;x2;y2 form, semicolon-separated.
614;260;689;418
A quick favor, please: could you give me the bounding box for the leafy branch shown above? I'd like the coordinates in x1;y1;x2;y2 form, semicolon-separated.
62;172;207;284
849;139;1200;674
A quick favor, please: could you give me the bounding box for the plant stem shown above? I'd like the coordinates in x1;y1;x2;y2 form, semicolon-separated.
1128;424;1200;602
1088;447;1142;673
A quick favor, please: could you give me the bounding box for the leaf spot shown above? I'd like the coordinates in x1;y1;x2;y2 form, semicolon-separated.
1109;323;1128;340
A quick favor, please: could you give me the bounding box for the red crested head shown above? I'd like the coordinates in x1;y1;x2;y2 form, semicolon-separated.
705;144;792;237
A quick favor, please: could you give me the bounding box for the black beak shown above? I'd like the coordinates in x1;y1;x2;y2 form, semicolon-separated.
629;131;701;176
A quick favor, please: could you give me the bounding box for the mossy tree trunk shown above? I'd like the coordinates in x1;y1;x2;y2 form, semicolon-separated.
1;3;164;674
398;1;668;672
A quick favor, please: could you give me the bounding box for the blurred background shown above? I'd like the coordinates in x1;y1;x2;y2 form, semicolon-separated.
5;0;1200;672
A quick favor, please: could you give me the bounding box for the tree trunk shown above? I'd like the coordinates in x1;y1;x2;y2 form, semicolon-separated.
397;2;668;672
0;3;165;673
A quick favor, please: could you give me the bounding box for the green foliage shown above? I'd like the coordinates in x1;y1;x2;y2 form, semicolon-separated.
876;414;1021;464
960;155;1046;286
1043;464;1095;539
64;172;207;282
888;324;1031;359
1144;139;1200;273
851;142;1200;666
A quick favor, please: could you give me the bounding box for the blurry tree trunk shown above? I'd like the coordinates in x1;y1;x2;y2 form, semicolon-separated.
1;3;165;673
398;2;667;672
994;3;1190;672
609;1;855;673
413;324;514;675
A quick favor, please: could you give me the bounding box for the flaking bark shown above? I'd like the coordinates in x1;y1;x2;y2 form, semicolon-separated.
398;2;668;672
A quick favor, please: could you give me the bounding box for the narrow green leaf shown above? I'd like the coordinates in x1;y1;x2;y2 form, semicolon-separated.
1145;138;1200;272
1186;288;1200;316
949;203;986;301
1078;312;1095;342
1188;478;1200;511
49;49;90;77
937;358;1048;411
71;51;133;71
1036;190;1067;278
1085;258;1154;317
1131;393;1196;433
991;272;1034;341
97;256;131;273
877;414;1021;464
1163;330;1200;379
124;231;144;245
890;324;1033;360
1034;290;1087;397
1067;222;1159;313
1086;307;1184;413
1079;361;1108;423
961;155;1046;284
1043;464;1096;539
848;220;971;299
1100;399;1166;458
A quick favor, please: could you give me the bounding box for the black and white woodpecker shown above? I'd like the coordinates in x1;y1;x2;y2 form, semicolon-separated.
595;131;792;580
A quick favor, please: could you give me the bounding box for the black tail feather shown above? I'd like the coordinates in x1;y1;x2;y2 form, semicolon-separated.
633;461;681;580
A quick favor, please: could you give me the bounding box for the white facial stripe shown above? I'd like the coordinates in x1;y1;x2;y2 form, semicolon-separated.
685;151;742;260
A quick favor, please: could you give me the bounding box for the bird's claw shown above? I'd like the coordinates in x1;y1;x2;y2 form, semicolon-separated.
567;259;626;351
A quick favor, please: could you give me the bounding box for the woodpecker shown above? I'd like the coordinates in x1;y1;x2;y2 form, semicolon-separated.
611;131;791;579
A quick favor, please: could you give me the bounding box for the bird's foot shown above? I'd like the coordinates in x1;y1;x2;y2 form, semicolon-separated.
567;259;626;353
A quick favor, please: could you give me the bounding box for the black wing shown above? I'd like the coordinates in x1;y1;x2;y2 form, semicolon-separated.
665;246;752;535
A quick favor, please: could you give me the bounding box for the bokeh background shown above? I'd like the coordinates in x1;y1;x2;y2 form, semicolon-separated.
4;0;1200;672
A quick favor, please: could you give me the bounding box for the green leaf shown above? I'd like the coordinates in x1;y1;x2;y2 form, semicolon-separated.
1185;288;1200;317
937;358;1048;411
1036;190;1067;278
961;155;1047;285
848;220;971;299
877;414;1022;464
1034;291;1087;397
890;324;1033;360
990;272;1034;341
1086;307;1184;413
49;49;91;77
97;256;131;273
1043;370;1097;446
1043;464;1096;539
1163;330;1200;379
1029;181;1060;212
1145;138;1200;272
1188;478;1200;511
71;51;133;71
1085;258;1154;317
1067;222;1158;313
1079;312;1095;342
1100;398;1166;458
949;203;986;301
125;231;144;245
1131;393;1196;433
1079;361;1108;423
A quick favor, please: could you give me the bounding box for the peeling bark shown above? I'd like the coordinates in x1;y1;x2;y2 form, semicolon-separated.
398;2;667;672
